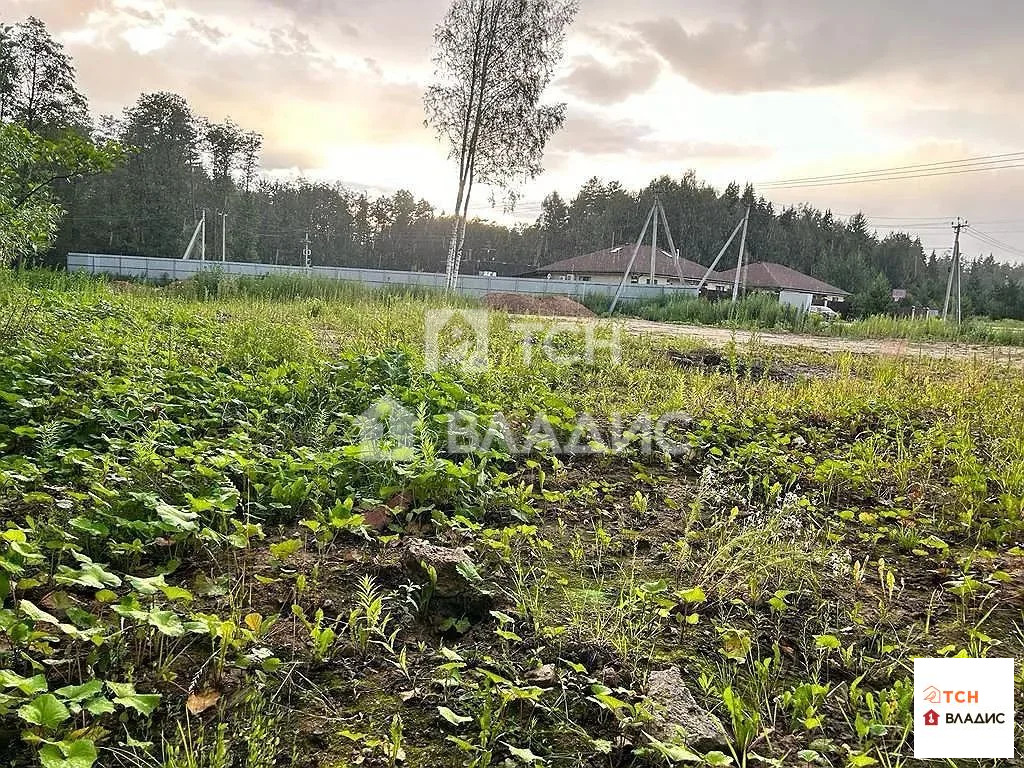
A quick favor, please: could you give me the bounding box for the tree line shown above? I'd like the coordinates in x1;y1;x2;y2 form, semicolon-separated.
3;14;1024;319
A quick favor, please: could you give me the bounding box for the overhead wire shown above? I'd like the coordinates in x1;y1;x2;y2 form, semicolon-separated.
758;162;1024;190
968;228;1024;258
757;151;1024;188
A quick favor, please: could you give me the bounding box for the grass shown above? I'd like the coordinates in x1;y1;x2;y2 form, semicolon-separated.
598;291;1024;347
592;292;822;333
0;270;1022;768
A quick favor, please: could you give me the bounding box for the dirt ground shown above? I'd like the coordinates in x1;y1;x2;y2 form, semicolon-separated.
532;313;1024;366
618;318;1024;365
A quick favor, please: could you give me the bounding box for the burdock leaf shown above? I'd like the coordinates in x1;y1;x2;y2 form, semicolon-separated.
19;693;70;728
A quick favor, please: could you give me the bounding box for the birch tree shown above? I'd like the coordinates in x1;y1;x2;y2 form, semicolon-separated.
425;0;577;288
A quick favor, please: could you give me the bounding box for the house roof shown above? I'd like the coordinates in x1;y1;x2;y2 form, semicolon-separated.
717;262;850;296
536;246;725;282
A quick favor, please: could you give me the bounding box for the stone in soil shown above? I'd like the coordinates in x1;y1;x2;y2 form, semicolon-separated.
645;668;730;752
402;538;492;617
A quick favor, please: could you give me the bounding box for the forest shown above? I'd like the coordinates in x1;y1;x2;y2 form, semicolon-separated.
4;14;1024;318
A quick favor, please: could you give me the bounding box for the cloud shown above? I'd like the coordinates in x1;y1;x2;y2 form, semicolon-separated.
560;51;661;105
552;113;771;163
45;4;426;174
631;0;1024;94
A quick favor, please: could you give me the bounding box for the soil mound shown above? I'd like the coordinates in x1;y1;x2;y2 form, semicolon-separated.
484;292;595;318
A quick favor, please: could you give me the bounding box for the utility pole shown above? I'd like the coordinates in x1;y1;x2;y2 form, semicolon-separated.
181;209;206;261
731;206;751;303
303;232;312;269
943;218;968;323
650;195;659;284
220;212;227;262
609;203;657;314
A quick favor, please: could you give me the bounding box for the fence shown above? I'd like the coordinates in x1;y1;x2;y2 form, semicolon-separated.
66;253;700;302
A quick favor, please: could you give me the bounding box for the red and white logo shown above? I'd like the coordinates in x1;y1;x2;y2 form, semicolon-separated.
914;658;1014;759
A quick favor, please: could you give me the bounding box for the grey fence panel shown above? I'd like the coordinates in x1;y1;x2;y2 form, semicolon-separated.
66;254;700;302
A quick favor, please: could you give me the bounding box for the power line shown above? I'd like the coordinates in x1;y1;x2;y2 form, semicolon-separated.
759;162;1024;190
758;151;1024;187
967;228;1024;258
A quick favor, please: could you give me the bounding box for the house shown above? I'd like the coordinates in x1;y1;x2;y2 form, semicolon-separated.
531;245;730;289
923;709;940;726
716;261;850;311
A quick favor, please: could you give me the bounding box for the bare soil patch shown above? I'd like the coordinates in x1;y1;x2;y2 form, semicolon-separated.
666;346;835;381
484;292;595;318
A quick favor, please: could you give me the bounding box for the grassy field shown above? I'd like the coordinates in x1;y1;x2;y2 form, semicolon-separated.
1;271;1022;767
599;293;1024;347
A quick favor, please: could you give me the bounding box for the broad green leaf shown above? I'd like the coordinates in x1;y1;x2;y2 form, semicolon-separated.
19;693;71;729
107;682;161;716
126;574;168;595
156;503;199;532
438;706;472;725
56;562;121;590
161;585;194;602
20;599;60;625
83;696;116;716
0;670;48;695
55;680;103;702
704;751;734;766
68;518;109;537
39;739;98;768
455;559;483;584
506;744;545;763
678;586;707;603
651;742;701;762
147;610;185;637
269;539;301;561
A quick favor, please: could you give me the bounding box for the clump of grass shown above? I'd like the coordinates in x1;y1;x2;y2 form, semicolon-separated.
590;292;821;332
827;314;1024;346
166;269;475;306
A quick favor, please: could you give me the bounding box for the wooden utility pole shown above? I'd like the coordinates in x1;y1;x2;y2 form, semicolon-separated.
609;203;657;314
731;207;750;303
650;195;659;284
943;218;968;323
696;215;745;292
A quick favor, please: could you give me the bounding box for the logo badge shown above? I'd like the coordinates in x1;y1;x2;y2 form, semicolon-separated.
914;658;1014;759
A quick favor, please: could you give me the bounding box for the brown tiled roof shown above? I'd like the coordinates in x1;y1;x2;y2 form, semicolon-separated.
534;246;724;282
717;262;850;296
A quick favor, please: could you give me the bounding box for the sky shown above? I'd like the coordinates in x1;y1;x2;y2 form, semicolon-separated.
9;0;1024;263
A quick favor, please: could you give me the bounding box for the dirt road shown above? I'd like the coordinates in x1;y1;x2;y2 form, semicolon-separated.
608;318;1024;366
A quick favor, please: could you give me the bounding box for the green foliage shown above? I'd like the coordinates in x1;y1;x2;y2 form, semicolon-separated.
601;292;820;331
0;272;1021;768
0;123;122;266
